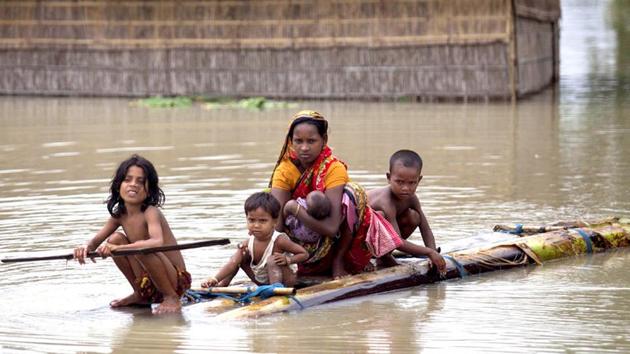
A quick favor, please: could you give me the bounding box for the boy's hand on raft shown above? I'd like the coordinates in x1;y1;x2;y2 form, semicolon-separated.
73;245;95;265
428;251;447;276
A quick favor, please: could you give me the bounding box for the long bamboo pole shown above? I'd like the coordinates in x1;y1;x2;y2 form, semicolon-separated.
0;239;230;263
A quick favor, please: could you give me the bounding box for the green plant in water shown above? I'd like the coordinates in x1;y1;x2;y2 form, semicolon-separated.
132;96;193;108
203;97;297;111
131;96;296;110
238;97;267;109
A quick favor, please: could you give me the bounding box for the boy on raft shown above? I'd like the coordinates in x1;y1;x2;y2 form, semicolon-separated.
368;149;442;267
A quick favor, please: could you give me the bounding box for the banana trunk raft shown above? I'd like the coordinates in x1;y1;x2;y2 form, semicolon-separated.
201;217;630;319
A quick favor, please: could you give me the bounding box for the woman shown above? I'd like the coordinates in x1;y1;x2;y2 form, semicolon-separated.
269;111;373;278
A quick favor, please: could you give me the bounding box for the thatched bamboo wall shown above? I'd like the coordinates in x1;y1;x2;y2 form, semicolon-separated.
514;0;560;97
0;0;560;100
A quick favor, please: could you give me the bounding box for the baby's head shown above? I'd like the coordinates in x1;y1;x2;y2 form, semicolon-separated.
305;191;331;220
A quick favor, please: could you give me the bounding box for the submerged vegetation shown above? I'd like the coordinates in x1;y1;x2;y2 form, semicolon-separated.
131;96;193;108
203;97;297;110
131;96;296;110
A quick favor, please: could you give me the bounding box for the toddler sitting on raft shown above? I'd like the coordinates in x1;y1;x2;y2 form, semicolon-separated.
202;192;309;288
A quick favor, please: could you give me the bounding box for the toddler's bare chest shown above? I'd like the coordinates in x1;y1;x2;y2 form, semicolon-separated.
251;240;272;264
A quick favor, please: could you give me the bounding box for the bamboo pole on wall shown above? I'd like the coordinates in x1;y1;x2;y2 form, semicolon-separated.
552;20;560;83
507;0;518;103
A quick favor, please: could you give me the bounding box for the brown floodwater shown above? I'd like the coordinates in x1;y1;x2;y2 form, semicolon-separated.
1;0;630;353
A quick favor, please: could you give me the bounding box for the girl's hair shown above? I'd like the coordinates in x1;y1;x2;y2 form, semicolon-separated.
107;154;165;218
244;192;281;219
268;110;328;187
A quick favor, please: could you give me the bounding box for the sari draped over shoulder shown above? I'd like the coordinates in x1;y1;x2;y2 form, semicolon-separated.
341;182;374;274
342;182;404;273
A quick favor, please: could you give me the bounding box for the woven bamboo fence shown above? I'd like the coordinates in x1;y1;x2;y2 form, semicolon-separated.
0;0;560;100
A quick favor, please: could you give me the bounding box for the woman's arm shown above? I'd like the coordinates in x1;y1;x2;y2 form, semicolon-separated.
284;185;345;238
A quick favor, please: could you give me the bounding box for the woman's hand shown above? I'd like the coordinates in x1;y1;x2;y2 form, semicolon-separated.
283;199;299;218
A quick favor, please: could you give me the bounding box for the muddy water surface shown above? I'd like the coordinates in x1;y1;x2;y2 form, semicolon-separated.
1;0;630;352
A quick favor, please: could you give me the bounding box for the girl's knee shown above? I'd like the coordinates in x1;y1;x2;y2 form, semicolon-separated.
107;232;129;245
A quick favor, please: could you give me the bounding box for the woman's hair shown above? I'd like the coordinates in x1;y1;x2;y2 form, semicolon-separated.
244;192;281;219
268;110;328;187
107;154;165;218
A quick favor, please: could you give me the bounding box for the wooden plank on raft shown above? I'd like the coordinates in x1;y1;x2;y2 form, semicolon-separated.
215;218;630;319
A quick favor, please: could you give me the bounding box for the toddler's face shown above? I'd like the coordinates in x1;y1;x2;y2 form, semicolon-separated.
246;207;277;240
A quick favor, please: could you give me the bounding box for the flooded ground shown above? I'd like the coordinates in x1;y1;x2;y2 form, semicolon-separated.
1;0;630;353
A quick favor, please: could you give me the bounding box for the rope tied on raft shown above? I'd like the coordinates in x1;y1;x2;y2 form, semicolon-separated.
183;283;304;309
239;283;290;303
571;228;593;254
496;223;524;235
442;255;468;277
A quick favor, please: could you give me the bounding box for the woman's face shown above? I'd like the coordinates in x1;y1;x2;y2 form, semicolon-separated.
291;122;326;167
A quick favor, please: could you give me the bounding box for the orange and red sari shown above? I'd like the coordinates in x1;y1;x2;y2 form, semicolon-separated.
283;146;345;274
280;147;401;276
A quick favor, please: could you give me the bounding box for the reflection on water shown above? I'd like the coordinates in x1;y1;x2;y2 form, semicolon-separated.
1;0;630;352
